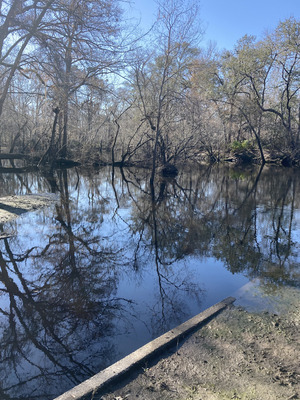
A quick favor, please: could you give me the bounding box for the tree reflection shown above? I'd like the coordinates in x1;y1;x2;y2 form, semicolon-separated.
208;167;300;286
110;167;204;336
0;170;132;399
0;165;299;399
121;165;300;289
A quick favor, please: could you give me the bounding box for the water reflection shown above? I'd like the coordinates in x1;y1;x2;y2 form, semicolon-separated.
0;165;299;399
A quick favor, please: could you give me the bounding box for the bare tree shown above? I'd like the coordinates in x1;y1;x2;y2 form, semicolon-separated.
132;0;202;184
0;0;56;119
29;0;125;160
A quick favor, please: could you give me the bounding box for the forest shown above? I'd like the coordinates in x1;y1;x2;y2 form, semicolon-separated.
0;0;300;172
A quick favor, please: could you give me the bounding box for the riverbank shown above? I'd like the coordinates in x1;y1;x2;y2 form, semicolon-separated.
0;194;57;225
95;285;300;400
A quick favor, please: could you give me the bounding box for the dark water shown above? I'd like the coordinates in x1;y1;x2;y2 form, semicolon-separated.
0;165;299;399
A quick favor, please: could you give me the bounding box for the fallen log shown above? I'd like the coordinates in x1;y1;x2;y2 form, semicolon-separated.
0;166;39;173
0;153;30;160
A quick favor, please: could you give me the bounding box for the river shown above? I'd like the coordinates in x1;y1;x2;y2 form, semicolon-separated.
0;164;299;399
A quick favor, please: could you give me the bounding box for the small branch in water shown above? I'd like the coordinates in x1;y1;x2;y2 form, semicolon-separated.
0;234;14;240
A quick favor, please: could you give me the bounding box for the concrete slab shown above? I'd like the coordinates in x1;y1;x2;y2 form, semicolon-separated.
54;296;235;400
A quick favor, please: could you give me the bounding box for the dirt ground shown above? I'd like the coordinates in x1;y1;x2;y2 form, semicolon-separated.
95;286;300;400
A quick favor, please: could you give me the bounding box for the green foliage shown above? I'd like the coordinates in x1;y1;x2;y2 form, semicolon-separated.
230;140;256;164
231;140;253;153
229;169;248;181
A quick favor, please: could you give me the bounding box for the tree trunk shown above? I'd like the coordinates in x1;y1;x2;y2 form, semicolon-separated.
38;107;60;166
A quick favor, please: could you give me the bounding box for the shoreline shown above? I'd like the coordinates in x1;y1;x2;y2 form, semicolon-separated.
98;285;300;400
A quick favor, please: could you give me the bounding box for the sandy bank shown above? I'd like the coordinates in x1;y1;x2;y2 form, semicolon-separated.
0;194;57;225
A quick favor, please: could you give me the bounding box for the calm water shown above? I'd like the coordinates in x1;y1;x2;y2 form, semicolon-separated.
0;165;299;399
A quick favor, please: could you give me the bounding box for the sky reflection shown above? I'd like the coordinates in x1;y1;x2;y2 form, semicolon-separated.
0;165;299;399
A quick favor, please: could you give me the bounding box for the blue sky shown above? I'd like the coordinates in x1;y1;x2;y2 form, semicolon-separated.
126;0;300;50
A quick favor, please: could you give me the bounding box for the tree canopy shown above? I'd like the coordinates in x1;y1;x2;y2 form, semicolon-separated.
0;0;299;169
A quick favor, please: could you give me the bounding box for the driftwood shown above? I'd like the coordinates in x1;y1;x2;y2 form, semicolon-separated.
0;151;80;171
0;153;30;160
0;234;14;240
0;166;39;173
53;158;81;168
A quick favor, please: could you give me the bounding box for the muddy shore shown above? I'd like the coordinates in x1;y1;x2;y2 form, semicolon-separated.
94;286;300;400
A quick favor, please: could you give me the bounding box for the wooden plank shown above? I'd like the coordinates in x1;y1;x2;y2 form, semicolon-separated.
54;296;236;400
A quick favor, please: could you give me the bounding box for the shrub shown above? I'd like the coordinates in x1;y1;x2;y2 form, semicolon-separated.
230;140;256;164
